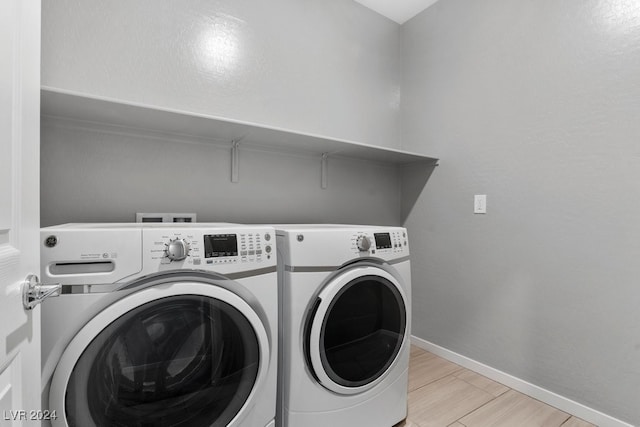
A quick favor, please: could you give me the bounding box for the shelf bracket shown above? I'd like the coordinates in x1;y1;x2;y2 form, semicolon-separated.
231;140;240;183
321;153;328;190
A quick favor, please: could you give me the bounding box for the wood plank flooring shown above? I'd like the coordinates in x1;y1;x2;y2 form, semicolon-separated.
397;346;596;427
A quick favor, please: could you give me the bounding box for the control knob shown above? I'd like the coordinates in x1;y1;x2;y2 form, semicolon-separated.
356;235;371;252
165;238;191;261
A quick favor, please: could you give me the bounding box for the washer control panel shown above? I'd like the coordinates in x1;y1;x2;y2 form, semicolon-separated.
145;227;274;271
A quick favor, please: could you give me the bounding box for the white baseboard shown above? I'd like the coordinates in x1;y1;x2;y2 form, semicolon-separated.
410;336;633;427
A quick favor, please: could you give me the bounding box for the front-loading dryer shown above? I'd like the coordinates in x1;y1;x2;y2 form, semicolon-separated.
274;225;411;427
40;223;277;427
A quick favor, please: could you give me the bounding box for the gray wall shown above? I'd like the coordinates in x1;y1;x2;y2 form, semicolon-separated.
42;0;401;149
40;0;405;227
41;118;402;227
402;0;640;424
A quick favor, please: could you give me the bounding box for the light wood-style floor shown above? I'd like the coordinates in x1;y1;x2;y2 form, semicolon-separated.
397;346;597;427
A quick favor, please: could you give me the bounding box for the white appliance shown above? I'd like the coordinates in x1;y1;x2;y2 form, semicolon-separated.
40;223;277;427
275;225;411;427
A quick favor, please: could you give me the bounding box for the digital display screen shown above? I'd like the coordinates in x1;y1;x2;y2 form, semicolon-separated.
204;234;238;258
374;233;392;249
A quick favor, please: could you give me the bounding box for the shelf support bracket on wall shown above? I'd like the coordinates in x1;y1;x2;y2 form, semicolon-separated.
321;153;328;190
231;140;240;183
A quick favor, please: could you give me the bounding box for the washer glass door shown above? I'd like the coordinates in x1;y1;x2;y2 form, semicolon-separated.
307;267;407;394
56;283;267;427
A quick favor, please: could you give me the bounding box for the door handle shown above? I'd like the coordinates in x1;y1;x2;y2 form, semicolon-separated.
22;274;61;310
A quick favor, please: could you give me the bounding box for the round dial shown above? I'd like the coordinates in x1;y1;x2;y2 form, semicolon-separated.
165;238;191;261
356;235;371;252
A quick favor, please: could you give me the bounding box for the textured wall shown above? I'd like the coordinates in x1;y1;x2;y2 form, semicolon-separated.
402;0;640;424
40;0;404;226
41;0;401;149
40;118;402;227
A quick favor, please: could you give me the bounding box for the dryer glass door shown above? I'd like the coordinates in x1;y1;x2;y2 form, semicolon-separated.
307;267;407;394
63;294;261;427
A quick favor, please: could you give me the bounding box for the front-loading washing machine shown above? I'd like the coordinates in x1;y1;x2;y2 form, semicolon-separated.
40;223;277;427
274;225;411;427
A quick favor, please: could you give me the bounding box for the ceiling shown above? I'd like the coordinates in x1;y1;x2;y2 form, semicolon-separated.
352;0;441;24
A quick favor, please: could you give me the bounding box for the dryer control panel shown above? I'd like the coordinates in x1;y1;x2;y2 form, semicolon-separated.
275;225;409;267
350;230;408;256
373;231;408;254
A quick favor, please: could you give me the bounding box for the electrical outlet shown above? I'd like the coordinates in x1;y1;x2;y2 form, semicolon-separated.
474;195;487;214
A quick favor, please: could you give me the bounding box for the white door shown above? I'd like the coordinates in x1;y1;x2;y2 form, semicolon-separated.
0;0;41;424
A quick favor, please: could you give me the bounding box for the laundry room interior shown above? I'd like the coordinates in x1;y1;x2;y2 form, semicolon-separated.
29;0;640;426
